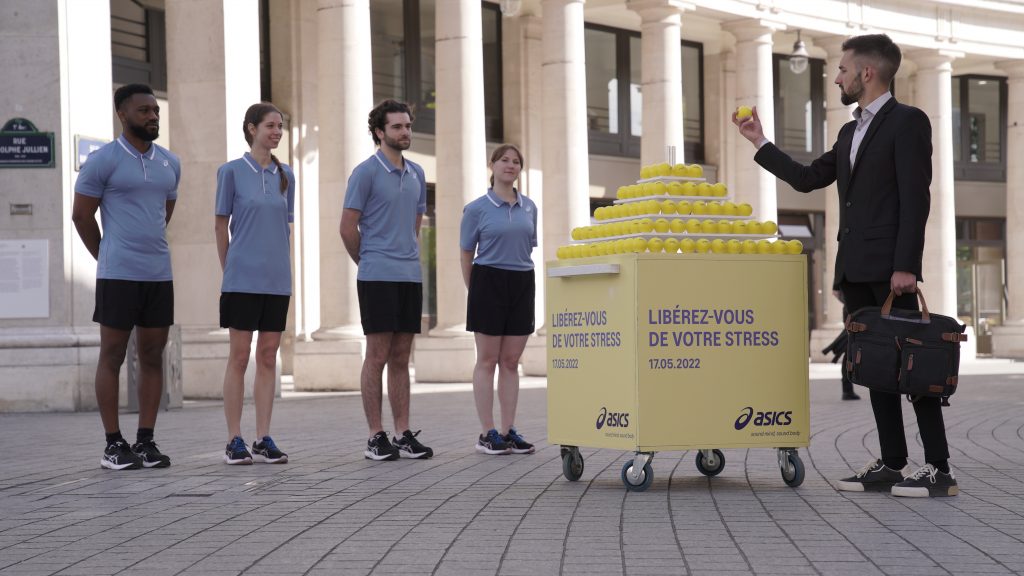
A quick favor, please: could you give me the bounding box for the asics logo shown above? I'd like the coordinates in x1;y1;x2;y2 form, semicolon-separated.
596;407;630;430
734;406;793;430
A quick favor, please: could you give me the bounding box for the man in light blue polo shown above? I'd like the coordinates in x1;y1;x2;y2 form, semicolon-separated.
341;99;433;461
72;83;180;471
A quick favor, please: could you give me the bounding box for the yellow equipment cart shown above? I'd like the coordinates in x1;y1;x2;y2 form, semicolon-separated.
546;252;809;491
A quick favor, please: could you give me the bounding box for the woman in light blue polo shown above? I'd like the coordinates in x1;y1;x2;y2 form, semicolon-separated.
215;102;295;465
460;144;538;456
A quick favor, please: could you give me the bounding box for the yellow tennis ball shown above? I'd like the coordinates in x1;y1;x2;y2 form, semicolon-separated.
660;200;677;215
717;220;733;234
640;165;651;180
736;105;752;120
647;238;664;253
686;219;702;234
628;203;644;216
786;239;804;254
722;201;738;216
638;218;654;233
686;164;704;178
732;221;748;234
680;238;696;253
652;181;668;196
701;219;718;234
670;219;686;234
667;181;684;196
616;187;628;200
738;203;753;217
742;240;758;254
695;238;711;253
757;239;773;254
631;237;648;253
680;182;696;196
772;240;788;254
707;202;723;216
727;239;742;254
654;218;670;233
761;220;779;235
571;228;583;241
675;200;691;215
672;163;688;177
692;201;708;215
711;183;728;197
747;221;763;235
696;183;712;196
594;206;606;221
646;200;661;214
710;239;726;254
656;162;672;177
556;246;568;259
663;238;680;253
641;182;656;197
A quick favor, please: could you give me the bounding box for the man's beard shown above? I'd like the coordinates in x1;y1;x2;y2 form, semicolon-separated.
840;76;863;106
128;122;159;142
383;134;410;151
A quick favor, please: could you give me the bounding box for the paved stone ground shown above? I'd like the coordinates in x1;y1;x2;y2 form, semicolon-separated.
2;366;1023;576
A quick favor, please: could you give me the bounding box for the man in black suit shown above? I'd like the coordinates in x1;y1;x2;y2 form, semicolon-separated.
733;34;957;498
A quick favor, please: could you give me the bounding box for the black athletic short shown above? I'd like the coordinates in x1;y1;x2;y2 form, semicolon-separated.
466;265;535;336
357;280;423;334
220;292;290;332
93;279;174;330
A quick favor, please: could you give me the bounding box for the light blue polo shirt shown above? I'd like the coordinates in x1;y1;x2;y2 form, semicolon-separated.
343;150;427;282
74;135;180;281
460;188;537;272
215;153;295;295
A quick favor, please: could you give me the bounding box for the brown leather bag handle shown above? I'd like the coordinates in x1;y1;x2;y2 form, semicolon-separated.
880;288;930;323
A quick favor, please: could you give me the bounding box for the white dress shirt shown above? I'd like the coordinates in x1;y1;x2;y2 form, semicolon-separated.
849;91;892;168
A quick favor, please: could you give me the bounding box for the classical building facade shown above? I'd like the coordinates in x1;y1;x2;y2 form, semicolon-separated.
2;0;1023;410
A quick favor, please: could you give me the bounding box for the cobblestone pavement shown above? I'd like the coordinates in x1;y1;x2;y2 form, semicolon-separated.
2;366;1023;576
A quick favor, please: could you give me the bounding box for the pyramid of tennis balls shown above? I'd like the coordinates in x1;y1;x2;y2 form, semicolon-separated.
555;162;802;259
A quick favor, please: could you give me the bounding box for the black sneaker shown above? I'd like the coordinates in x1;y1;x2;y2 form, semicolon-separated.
252;436;288;464
504;427;536;455
394;429;433;459
101;440;142;470
365;431;400;461
224;436;252;465
835;459;910;492
892;464;959;498
476;429;511;455
131;440;171;468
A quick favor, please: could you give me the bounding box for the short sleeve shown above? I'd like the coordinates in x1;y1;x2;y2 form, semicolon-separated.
530;199;538;248
285;166;296;224
460;202;481;251
416;165;427;215
168;154;181;200
74;149;109;198
343;164;370;211
215;164;235;216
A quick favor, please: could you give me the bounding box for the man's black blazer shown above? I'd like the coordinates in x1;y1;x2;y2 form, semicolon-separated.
753;97;931;289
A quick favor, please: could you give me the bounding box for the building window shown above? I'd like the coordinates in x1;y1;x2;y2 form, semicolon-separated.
584;24;704;162
110;0;167;92
370;1;503;141
953;76;1007;182
955;218;1006;354
772;54;825;164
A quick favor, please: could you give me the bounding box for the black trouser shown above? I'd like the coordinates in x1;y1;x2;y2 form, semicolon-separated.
841;280;950;465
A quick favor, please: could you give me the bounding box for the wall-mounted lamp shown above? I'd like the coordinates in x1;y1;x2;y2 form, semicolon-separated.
789;30;809;74
500;0;522;17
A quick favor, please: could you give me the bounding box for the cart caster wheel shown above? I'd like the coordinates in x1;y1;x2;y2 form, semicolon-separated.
621;460;654;492
695;449;725;477
780;450;805;487
561;446;584;481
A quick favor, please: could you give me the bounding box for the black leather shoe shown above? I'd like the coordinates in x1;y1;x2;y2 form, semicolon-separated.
842;391;861;400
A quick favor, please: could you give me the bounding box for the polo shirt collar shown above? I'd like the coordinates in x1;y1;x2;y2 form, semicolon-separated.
486;187;522;207
374;149;411;174
242;152;278;174
116;135;156;160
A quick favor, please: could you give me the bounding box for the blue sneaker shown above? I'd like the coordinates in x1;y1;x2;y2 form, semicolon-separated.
224;436;252;465
252;436;288;464
476;428;511;455
504;427;535;454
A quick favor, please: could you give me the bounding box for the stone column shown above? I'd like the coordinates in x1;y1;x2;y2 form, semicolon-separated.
909;50;960;320
722;20;782;222
413;0;488;382
626;0;693;167
292;0;374;390
809;37;855;361
991;61;1024;356
165;0;261;398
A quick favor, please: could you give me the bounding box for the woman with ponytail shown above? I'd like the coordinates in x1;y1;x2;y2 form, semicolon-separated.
215;102;295;465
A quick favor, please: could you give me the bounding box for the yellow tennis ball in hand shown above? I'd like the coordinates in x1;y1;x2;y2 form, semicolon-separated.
654;218;670;233
670;219;686;234
680;238;696;253
647;237;664;253
663;237;680;253
727;239;742;254
695;238;711;253
736;105;753;120
786;239;804;254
